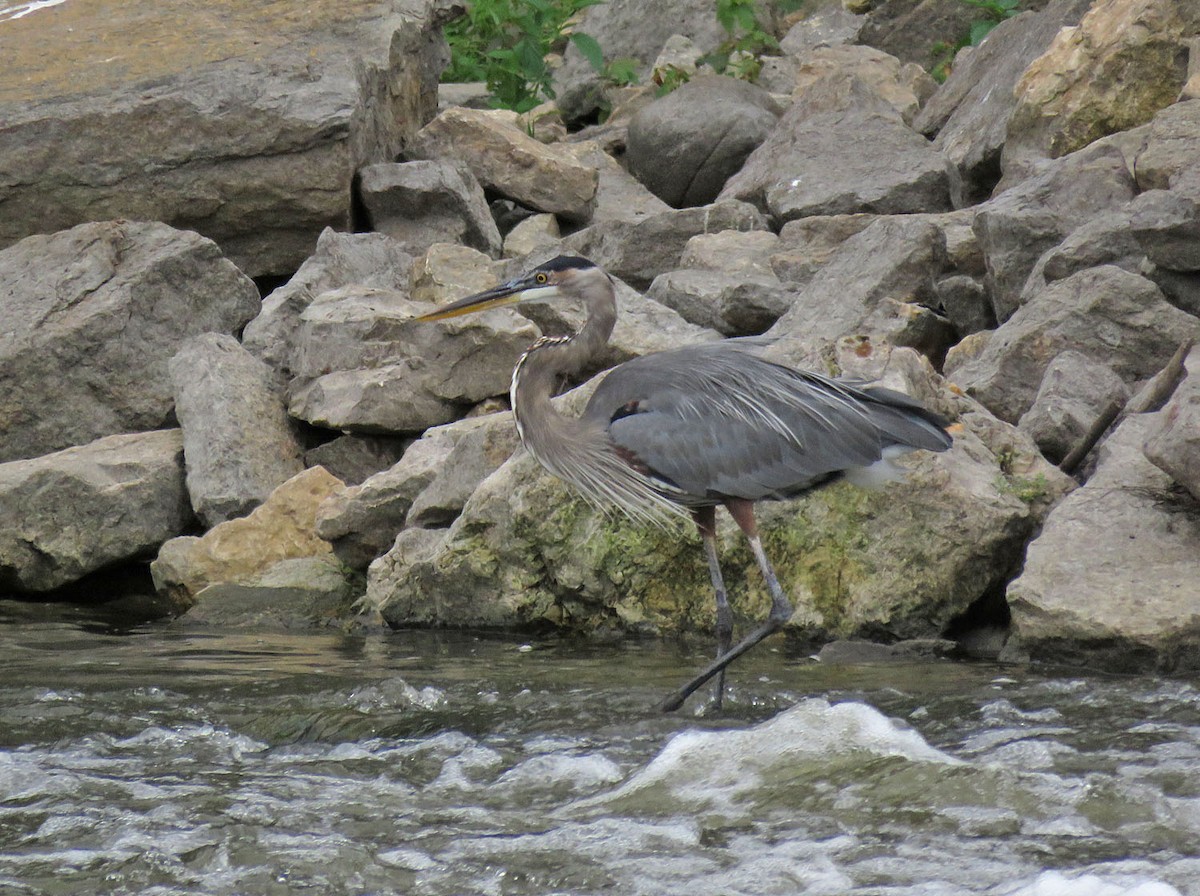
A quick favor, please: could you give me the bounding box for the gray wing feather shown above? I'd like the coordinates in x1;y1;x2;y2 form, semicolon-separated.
583;342;949;502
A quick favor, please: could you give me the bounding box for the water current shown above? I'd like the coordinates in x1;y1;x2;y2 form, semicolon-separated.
1;607;1198;896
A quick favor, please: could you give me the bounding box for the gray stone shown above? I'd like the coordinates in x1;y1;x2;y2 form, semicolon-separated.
408;107;598;222
0;221;260;463
170;334;305;527
1019;206;1146;302
1129;189;1200;272
647;270;792;336
184;558;360;628
242;229;416;386
625;76;780;208
770;215;877;286
561;140;672;227
946;266;1200;423
1017;351;1131;464
778;3;865;55
972;144;1137;322
1142;344;1200;501
503;214;562;259
1134;99;1200;195
0;431;190;593
407;413;521;528
1008;415;1200;670
935;275;994;338
304;435;410;487
358;160;502;257
0;0;449;277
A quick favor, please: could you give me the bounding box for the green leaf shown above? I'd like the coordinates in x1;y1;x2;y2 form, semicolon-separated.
570;32;605;73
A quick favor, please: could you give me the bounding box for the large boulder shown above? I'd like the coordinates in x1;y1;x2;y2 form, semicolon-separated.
0;0;452;277
0;220;260;463
1007;414;1200;670
170;334;305;527
625;76;780;208
0;431;190;593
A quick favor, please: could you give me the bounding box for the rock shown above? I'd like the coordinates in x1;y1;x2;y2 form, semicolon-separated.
0;0;449;277
1007;415;1200;670
790;45;934;126
407;413;521;528
914;0;1095;205
1019;205;1146;302
765;215;949;359
561;140;672;226
503;214;562;259
778;3;865;56
286;284;537;434
1129;189;1200;272
720;77;952;223
408;107;598;222
972;144;1137;322
242;229;416;385
1017;351;1131;464
357;160;502;257
935;275;994;337
1142;344;1200;501
0;220;260;463
769;214;877;286
946;266;1200;423
1003;0;1198;174
858;0;997;68
560;200;768;290
625;75;780;208
1133;99;1200;194
304;434;410;486
0;431;190;593
408;243;498;304
151;466;347;609
647;270;792;336
369;372;1073;643
169;334;305;527
184;558;360;628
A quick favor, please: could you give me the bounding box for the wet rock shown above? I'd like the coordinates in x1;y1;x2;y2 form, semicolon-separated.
914;0;1095;205
0;221;260;463
1007;415;1200;670
1142;344;1200;501
1129;190;1200;272
184;558;359;628
286;284;537;434
242;229;416;386
152;466;347;610
170;334;305;527
1017;351;1131;464
358;160;502;257
972;144;1137;322
625;75;780;208
0;431;190;593
0;0;448;276
409;107;598;222
1003;0;1197;174
946;266;1200;424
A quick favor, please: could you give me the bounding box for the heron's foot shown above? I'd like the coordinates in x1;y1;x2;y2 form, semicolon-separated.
659;617;786;713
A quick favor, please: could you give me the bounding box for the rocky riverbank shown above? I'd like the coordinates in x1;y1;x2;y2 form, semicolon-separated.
1;0;1198;670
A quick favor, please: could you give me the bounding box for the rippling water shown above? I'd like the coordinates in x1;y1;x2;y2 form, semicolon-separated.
1;611;1197;896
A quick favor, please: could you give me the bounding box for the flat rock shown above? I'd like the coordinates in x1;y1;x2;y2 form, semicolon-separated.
0;0;449;277
409;107;598;222
151;466;347;609
358;160;502;257
0;220;260;463
0;431;190;593
946;266;1200;423
170;334;305;527
1007;415;1200;670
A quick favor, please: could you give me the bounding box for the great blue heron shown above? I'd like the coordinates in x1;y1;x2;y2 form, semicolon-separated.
418;255;952;711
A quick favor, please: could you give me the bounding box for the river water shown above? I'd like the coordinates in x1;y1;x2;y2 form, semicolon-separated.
1;610;1198;896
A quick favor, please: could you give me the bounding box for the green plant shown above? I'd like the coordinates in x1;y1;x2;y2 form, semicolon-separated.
930;0;1021;82
442;0;606;113
697;0;805;82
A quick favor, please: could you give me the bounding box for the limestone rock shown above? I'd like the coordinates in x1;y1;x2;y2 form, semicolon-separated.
769;215;877;287
151;466;347;609
647;270;792;336
625;75;780;208
304;434;410;486
1142;344;1200;501
408;243;498;304
286;285;538;433
946;266;1200;424
1003;0;1198;173
170;334;305;527
184;558;360;628
1019;206;1145;302
503;214;562;259
358;160;502;257
0;220;260;463
407;413;521;528
1134;99;1200;194
0;0;449;277
561;140;672;227
1017;351;1131;464
409;107;598;222
1007;415;1200;670
790;45;934;126
0;431;190;593
972;144;1137;322
242;229;416;385
1129;189;1200;272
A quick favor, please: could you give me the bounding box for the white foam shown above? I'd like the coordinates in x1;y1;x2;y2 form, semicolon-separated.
995;871;1183;896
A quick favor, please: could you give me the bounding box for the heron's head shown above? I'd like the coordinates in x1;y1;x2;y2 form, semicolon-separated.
416;255;602;321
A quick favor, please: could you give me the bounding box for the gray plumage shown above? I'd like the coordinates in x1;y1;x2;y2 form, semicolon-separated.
419;255;953;711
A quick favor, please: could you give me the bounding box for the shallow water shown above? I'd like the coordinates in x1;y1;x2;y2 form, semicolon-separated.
1;613;1198;896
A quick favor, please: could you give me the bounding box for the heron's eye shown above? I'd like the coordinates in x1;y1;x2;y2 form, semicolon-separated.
535;273;548;284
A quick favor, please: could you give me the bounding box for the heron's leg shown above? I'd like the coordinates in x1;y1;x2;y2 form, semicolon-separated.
660;500;793;712
692;507;732;708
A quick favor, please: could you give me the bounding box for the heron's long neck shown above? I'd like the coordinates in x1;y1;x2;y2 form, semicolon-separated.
510;275;616;458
